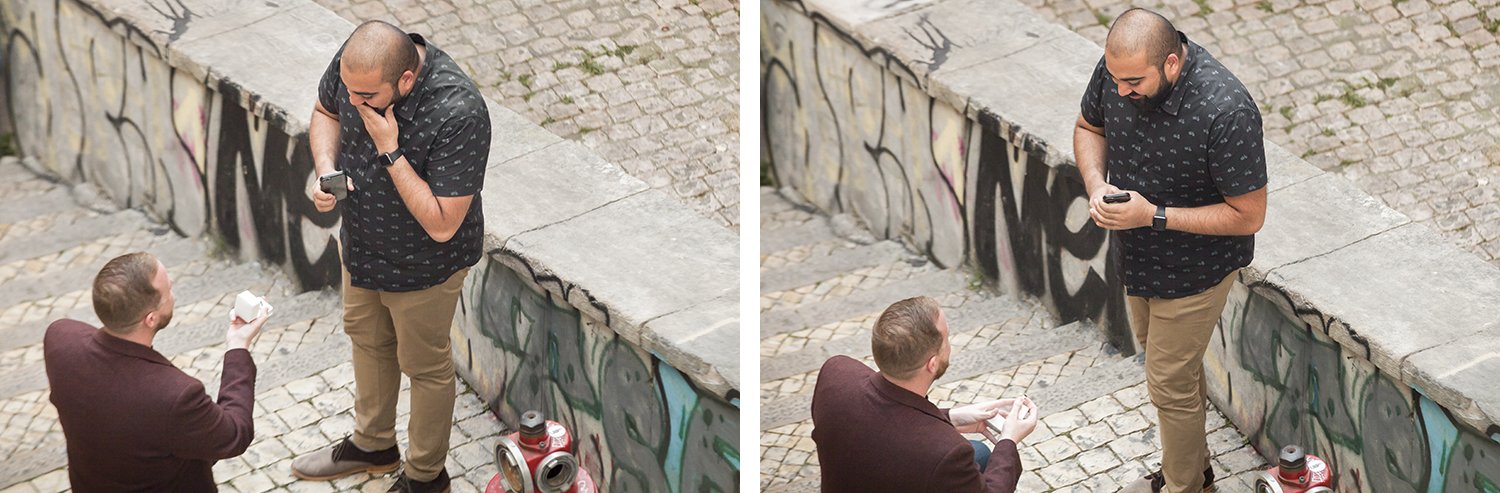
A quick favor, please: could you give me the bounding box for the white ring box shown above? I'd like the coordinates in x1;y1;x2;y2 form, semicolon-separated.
234;291;271;321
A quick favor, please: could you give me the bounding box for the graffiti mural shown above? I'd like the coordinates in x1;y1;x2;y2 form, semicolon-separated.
453;255;740;493
761;0;1130;349
1203;281;1500;492
764;0;1500;488
0;0;340;290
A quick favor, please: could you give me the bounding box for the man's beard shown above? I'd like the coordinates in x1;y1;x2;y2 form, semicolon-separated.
153;309;174;333
933;355;950;381
1130;68;1176;112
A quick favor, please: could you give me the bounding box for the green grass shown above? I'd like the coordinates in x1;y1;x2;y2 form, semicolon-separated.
1257;0;1273;12
1483;11;1500;33
579;50;606;76
1279;106;1294;120
540;116;556;126
1192;0;1213;15
1313;94;1333;104
1322;128;1335;137
1339;84;1367;108
1444;20;1460;37
518;73;533;89
560;95;574;104
523;90;535;102
552;61;573;72
1376;77;1399;90
579;127;598;135
1094;9;1112;27
1338;158;1358;167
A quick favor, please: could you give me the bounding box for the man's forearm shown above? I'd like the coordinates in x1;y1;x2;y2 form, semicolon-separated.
1074;125;1109;193
309;109;341;175
1164;201;1263;236
386;158;461;241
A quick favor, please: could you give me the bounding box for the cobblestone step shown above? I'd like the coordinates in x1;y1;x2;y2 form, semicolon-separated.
0;187;75;224
760;321;1100;430
761;269;968;338
0;235;204;311
761;240;909;293
0;261;284;355
761;297;1037;382
761;215;836;254
0;210;156;265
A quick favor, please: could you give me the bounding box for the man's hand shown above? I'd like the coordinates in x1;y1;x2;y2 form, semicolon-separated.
226;304;272;351
310;172;354;213
996;397;1039;444
1091;189;1156;231
355;103;400;154
951;399;1016;434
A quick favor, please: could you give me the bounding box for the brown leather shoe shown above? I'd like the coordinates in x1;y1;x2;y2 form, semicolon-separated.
291;436;401;481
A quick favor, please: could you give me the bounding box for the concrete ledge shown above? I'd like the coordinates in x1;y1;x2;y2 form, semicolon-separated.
765;0;1500;457
2;0;738;399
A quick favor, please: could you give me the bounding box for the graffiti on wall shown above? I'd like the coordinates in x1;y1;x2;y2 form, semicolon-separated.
1;0;340;290
761;0;1131;349
1204;281;1500;492
453;254;740;493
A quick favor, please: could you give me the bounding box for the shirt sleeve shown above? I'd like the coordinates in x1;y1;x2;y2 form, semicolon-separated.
425;111;492;197
1080;56;1109;128
317;49;344;114
1207;108;1268;197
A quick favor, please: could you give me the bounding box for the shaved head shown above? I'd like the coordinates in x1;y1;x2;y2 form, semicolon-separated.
1105;9;1181;67
341;20;419;87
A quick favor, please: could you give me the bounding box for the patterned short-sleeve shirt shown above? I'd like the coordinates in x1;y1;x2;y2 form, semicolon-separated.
318;33;491;292
1080;33;1268;299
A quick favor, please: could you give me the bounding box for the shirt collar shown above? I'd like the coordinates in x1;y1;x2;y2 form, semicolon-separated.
394;33;434;122
92;328;174;367
869;370;949;423
1158;31;1196;117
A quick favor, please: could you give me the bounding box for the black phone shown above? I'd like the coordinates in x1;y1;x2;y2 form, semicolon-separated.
1102;192;1130;204
319;171;348;200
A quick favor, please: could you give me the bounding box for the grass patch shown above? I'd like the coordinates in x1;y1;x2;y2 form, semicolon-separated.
1313;94;1333;104
540;116;556;126
1482;11;1500;33
1376;77;1399;90
579;127;598;135
1257;0;1273;12
499;70;513;82
560;95;574;104
1444;20;1460;37
523;90;535;102
552;61;573;72
579;50;606;76
1279;106;1294;120
1094;9;1112;27
1322;128;1335;137
1338;158;1358;167
1339;84;1367;108
1300;149;1317;159
518;73;533;89
1192;0;1213;15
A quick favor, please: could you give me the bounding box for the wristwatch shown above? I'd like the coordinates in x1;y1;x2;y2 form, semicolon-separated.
377;148;404;167
1152;205;1167;231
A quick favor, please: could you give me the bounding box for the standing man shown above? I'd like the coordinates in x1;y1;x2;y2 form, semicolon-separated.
291;20;491;493
44;252;271;492
811;296;1039;492
1074;9;1267;493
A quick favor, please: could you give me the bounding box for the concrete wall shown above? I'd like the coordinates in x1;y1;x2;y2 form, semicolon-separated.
1;0;739;490
762;0;1500;488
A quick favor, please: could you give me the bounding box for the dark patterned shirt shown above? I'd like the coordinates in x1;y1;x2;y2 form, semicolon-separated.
318;34;491;292
1080;33;1268;299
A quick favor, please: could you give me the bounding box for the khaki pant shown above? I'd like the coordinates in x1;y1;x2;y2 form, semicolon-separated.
1127;271;1236;493
343;267;468;482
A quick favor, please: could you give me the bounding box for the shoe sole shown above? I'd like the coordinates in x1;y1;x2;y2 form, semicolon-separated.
291;461;401;481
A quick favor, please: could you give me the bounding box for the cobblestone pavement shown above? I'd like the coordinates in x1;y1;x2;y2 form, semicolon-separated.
1021;0;1500;266
0;157;509;493
311;0;741;229
758;187;1271;491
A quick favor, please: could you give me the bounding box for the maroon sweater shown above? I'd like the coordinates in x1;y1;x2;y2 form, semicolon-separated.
811;356;1022;492
43;319;256;492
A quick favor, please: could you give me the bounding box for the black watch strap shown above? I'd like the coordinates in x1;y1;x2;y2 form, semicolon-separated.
1152;205;1167;231
378;148;404;167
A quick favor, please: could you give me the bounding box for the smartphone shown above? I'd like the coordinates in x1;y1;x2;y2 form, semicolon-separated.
319;171;348;201
1103;192;1130;204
